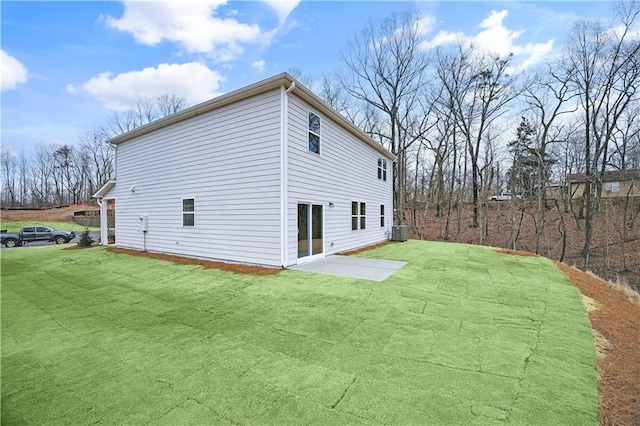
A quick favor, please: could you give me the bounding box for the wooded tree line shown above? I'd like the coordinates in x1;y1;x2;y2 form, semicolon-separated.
316;2;639;270
0;95;187;208
1;2;638;271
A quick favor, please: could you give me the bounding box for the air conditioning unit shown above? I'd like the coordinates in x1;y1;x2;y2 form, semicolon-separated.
391;225;407;242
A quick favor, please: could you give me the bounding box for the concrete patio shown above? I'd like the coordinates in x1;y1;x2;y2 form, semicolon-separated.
289;255;407;281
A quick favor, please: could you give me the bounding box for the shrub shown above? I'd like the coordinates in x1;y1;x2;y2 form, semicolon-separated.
77;227;93;248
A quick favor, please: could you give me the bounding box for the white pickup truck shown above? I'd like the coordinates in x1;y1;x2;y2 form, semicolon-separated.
489;193;523;201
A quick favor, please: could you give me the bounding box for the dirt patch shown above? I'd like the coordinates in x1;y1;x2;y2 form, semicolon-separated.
581;294;599;313
556;261;640;426
1;205;89;223
105;247;281;276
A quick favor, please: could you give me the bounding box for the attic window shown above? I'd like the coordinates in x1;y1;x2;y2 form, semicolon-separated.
308;111;320;154
605;181;620;192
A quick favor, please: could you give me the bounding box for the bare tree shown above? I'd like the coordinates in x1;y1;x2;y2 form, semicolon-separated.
18;152;29;206
287;67;314;87
434;44;518;227
156;94;187;117
109;95;189;136
567;1;640;269
319;73;353;117
609;105;640;170
30;145;56;206
340;11;430;224
109;109;139;135
0;147;17;206
78;128;114;195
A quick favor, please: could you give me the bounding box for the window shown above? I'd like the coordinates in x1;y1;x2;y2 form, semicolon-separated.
377;158;387;181
352;201;366;230
380;205;385;227
182;198;195;227
605;181;620;193
352;202;358;230
308;111;320;154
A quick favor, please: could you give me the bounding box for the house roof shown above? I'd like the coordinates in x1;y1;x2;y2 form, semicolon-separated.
108;73;396;161
567;169;640;183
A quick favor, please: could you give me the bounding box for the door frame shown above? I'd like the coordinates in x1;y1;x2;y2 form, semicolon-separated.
296;202;325;264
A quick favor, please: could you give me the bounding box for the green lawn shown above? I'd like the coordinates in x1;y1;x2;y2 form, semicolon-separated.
1;241;598;425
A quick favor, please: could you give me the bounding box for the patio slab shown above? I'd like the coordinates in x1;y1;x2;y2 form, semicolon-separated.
290;255;407;282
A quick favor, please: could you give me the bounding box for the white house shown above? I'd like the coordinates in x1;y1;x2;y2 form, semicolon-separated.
94;73;395;268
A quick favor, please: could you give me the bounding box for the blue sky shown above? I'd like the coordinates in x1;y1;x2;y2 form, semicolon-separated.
1;1;614;155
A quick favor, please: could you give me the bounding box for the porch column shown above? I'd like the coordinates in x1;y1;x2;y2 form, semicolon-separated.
100;198;108;245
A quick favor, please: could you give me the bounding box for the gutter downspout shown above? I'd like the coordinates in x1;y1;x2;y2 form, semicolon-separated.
100;142;116;246
280;81;295;268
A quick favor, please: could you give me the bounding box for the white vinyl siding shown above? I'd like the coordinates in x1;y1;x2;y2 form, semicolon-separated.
286;94;393;265
110;89;283;266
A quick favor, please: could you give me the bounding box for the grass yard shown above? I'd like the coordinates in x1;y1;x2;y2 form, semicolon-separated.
1;241;598;425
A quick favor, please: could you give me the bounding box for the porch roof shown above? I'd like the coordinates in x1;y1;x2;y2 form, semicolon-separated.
93;180;116;198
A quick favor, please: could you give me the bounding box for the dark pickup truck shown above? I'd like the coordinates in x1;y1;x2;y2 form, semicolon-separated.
1;226;76;248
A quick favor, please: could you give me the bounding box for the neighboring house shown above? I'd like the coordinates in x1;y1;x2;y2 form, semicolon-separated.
94;73;395;268
566;169;640;199
545;184;564;200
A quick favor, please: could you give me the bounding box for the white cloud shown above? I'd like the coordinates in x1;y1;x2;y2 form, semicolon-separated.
515;39;555;72
261;0;300;23
423;9;554;70
474;10;525;56
73;62;225;110
610;22;640;41
1;50;28;90
251;60;266;74
105;0;275;61
414;16;436;37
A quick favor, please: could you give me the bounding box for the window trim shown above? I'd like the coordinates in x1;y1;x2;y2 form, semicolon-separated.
605;181;620;193
351;201;359;231
182;197;195;227
308;110;321;155
378;158;387;181
351;201;366;231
